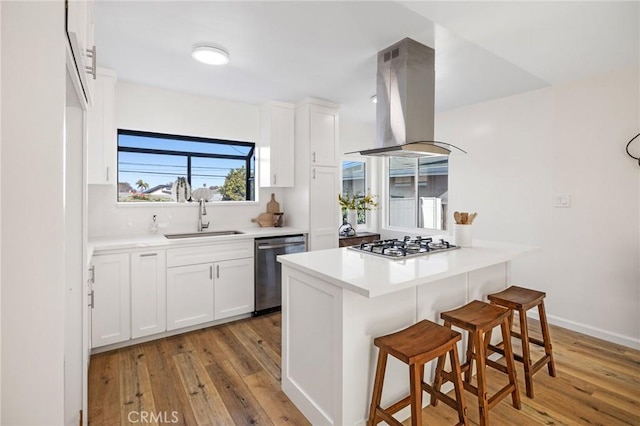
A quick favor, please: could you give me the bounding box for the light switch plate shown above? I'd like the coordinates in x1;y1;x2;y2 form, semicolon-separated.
553;193;571;208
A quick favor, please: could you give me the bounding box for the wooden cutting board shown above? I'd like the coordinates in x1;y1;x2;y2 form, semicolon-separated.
267;193;280;214
251;212;274;227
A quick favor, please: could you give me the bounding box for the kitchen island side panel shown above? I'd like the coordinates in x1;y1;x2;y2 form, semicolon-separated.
282;258;515;425
282;265;343;425
341;287;417;426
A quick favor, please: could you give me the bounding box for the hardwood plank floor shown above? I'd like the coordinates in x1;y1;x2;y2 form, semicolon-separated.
89;313;640;425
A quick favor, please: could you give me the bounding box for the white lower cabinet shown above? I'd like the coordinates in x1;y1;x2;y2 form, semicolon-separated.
166;263;215;331
131;250;166;338
214;257;255;320
90;253;130;348
91;240;255;349
167;257;255;329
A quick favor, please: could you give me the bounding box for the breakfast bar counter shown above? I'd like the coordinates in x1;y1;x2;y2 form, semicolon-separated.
277;239;535;425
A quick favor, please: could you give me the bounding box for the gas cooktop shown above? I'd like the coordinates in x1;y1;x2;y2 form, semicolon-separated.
347;236;460;259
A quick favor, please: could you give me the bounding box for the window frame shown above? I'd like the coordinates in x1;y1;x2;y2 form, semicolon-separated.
340;156;374;229
116;129;256;204
383;156;449;233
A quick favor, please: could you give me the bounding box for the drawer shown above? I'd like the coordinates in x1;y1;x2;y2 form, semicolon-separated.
167;240;253;267
339;233;381;247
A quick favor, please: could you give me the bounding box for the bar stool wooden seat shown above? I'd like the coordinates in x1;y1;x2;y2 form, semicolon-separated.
433;300;521;426
368;320;468;426
487;285;556;398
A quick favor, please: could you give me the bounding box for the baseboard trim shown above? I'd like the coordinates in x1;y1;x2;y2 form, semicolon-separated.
531;312;640;350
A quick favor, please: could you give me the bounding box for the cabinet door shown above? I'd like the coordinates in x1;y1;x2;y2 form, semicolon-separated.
91;253;130;348
309;166;339;251
131;250;166;339
214;258;255;320
66;0;95;105
259;103;294;188
167;264;214;331
87;69;116;184
309;104;338;167
271;104;295;187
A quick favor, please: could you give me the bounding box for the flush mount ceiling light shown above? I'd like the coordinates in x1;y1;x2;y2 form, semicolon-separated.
191;44;230;65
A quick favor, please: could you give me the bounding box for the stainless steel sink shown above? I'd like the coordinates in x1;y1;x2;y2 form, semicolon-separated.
164;230;244;239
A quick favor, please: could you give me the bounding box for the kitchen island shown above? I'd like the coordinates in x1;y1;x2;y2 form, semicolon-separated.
278;240;536;426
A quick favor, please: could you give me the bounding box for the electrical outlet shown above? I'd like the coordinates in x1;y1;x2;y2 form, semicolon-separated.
552;193;571;208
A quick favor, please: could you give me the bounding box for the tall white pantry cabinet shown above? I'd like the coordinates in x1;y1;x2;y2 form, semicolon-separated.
284;98;340;251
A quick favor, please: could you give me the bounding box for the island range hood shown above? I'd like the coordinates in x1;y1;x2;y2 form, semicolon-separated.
354;38;465;158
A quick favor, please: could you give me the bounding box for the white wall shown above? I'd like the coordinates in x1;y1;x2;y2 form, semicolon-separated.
1;2;66;424
88;82;283;237
439;66;640;347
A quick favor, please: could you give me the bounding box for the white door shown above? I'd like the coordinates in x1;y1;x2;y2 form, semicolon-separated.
166;263;214;330
131;250;167;338
309;166;339;250
214;258;255;320
91;253;131;347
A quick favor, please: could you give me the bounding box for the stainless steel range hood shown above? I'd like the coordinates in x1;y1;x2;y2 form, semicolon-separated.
354;38;465;158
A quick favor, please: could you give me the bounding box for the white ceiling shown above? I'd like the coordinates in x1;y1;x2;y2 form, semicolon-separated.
95;1;639;124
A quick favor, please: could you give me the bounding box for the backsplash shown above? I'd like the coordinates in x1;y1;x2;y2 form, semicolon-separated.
88;184;285;238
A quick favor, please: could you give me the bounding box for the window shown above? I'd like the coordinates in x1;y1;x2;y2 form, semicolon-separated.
387;156;448;230
117;130;255;203
341;160;367;224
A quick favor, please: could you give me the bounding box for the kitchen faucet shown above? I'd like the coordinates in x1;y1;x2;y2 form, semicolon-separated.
198;198;209;232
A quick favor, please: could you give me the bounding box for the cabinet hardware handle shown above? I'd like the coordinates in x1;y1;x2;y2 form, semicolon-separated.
210;265;213;280
88;290;94;309
140;253;157;257
106;166;109;182
216;265;220;279
89;265;95;283
85;45;97;80
273;174;277;185
312;168;316;180
312;151;316;162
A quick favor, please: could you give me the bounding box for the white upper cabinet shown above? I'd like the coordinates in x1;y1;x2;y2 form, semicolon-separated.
66;0;96;106
87;68;116;185
259;102;295;187
309;103;339;167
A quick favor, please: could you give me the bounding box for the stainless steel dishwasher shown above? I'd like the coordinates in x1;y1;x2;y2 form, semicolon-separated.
254;234;307;315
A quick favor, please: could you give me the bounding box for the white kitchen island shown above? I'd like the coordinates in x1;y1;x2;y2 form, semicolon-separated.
277;240;536;426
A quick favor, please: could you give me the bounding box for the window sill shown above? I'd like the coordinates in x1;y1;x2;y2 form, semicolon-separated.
116;200;260;208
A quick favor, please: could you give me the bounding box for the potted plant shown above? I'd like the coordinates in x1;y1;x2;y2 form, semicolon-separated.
338;192;378;230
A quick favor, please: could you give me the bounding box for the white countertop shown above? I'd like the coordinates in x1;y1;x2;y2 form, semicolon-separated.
88;226;307;255
278;240;537;298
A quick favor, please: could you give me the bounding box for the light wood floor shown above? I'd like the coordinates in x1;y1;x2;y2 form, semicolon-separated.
89;313;640;425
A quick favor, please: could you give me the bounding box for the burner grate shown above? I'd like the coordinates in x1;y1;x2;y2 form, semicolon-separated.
348;236;459;259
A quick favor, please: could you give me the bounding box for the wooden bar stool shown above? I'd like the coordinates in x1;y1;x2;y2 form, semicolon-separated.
433;301;521;426
368;320;468;426
487;285;556;398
